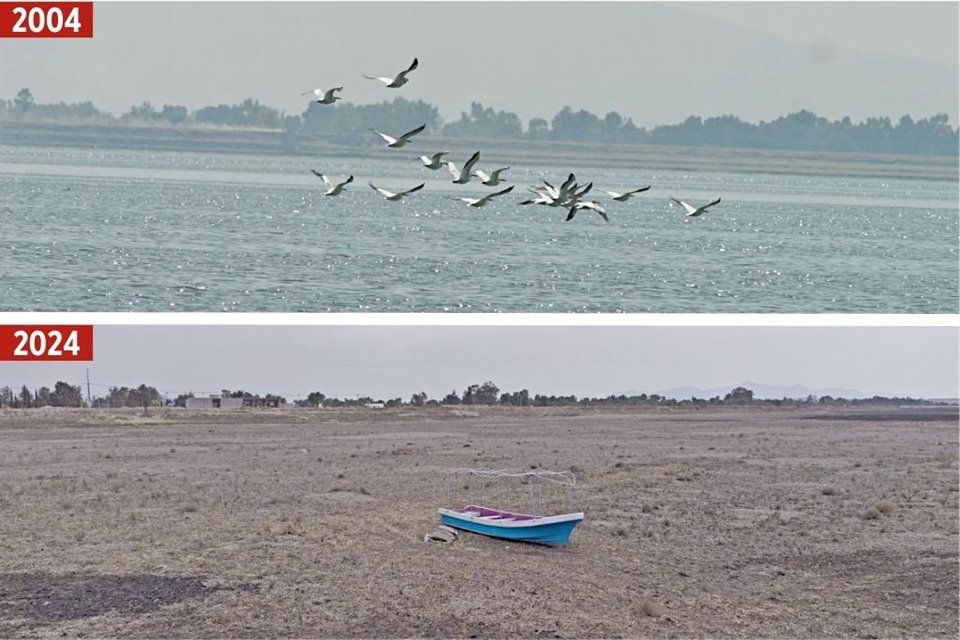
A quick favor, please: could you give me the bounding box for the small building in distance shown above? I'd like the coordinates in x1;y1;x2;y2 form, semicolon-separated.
185;395;286;409
186;396;244;409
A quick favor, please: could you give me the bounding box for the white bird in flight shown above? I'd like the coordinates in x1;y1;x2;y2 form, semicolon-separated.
418;151;449;169
310;170;353;196
363;57;419;88
451;185;515;208
370;123;426;148
602;186;651;201
670;196;722;217
472;166;511;186
446;151;481;184
300;87;343;104
566;200;609;222
369;182;425;201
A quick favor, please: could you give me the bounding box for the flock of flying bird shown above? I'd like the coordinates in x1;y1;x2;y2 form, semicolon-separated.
301;57;723;222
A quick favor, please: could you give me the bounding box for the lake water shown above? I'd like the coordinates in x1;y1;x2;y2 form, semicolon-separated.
1;144;957;313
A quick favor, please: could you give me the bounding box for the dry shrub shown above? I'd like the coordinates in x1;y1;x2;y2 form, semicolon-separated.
862;507;881;520
635;600;666;618
641;503;654;514
876;501;895;514
262;519;306;536
821;487;838;496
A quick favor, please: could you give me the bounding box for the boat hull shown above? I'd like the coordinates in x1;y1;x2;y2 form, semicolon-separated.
438;506;583;546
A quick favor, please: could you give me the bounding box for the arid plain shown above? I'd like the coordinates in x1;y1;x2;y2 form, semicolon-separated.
0;405;957;638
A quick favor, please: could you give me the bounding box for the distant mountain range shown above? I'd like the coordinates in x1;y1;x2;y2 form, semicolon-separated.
652;382;890;401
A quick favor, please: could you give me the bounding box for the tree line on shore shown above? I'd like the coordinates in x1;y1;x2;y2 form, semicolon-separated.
0;381;943;411
3;88;956;156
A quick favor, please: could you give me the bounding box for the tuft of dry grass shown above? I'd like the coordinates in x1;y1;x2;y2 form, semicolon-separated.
876;501;896;514
822;487;838;496
261;519;306;536
635;600;666;618
863;507;881;520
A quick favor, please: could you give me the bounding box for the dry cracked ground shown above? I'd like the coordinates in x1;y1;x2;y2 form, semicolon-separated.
0;405;957;638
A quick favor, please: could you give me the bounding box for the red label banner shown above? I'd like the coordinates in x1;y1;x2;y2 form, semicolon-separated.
0;2;93;38
0;325;94;361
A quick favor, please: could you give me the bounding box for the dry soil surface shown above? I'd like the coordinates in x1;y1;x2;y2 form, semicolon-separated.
0;405;957;638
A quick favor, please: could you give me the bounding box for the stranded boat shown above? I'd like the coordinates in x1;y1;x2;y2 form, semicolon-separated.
437;469;583;546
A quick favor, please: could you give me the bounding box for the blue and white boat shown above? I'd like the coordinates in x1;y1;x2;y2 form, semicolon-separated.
438;469;583;546
439;504;584;545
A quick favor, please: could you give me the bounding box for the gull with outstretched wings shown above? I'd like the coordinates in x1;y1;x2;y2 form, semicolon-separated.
369;182;426;201
472;166;511;186
602;186;651;201
445;151;481;184
418;151;449;169
670;197;721;217
370;123;426;148
566;201;609;222
301;87;343;104
363;57;419;88
310;170;353;196
451;185;515;208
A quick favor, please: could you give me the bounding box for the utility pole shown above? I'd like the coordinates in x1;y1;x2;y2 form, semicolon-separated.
86;369;92;407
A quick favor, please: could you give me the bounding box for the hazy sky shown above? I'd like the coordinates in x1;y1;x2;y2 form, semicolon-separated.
1;326;956;401
1;1;956;127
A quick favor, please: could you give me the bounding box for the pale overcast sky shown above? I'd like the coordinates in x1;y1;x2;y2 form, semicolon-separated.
1;326;956;401
1;1;956;127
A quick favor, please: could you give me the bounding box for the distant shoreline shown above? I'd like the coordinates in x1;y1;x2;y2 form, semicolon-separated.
3;121;957;181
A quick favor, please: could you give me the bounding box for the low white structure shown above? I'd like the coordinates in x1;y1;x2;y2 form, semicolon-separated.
186;396;244;409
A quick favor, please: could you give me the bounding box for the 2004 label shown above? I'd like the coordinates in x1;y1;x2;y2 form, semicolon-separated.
0;2;92;37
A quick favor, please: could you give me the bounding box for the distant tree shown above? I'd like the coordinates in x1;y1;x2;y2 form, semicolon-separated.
126;101;158;121
301;97;441;136
442;390;461;405
160;104;189;124
443;102;522;138
528;117;550;139
130;384;162;408
410;392;428;407
20;385;33;408
174;392;194;408
550;106;603;141
50;381;84;407
106;384;160;407
724;387;754;404
35;386;51;407
475;381;499;405
601;111;626;141
14;88;34;113
194;98;283;128
499;388;530;406
306;391;326;408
